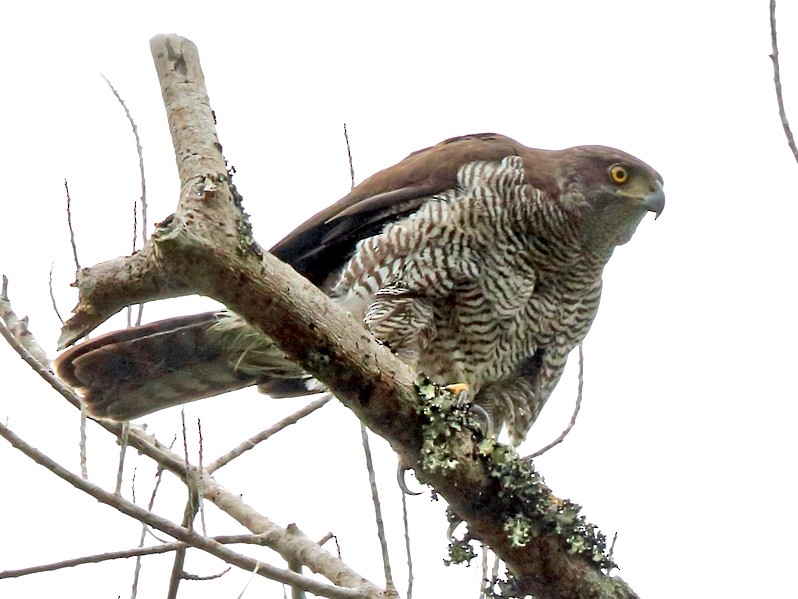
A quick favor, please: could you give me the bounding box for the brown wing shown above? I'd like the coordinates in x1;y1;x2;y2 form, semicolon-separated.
270;133;528;286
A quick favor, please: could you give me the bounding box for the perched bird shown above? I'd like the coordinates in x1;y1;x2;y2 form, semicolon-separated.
55;133;664;444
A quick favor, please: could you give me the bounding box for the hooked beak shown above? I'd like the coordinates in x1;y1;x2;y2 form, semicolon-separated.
642;180;665;219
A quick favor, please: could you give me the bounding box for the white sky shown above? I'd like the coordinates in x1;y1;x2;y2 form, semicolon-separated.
2;1;797;597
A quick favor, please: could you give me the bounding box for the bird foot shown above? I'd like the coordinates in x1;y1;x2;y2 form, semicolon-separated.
396;460;423;496
445;385;494;438
445;382;471;396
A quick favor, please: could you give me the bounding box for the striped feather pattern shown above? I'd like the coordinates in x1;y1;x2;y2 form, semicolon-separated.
55;133;662;435
325;155;609;443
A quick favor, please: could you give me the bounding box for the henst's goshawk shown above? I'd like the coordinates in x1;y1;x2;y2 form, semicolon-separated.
55;133;664;444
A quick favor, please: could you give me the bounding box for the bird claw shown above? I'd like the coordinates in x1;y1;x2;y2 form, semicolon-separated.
446;516;465;540
397;462;423;496
467;403;494;438
446;386;494;438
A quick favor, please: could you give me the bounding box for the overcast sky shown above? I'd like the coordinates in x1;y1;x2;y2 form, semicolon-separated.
2;2;797;598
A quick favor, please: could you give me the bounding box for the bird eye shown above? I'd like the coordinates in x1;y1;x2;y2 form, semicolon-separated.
608;164;629;184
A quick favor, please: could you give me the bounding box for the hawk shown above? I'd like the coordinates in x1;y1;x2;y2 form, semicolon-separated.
55;133;664;443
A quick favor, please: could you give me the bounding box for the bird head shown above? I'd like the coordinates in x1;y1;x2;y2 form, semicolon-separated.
555;145;665;251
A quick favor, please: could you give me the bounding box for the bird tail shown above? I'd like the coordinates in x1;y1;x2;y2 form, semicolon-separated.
54;311;310;421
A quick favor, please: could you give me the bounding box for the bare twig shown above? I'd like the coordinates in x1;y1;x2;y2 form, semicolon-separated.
63;180;81;272
207;393;332;473
343;123;355;191
360;424;395;593
101;75;148;328
1;543;196;579
525;343;585;460
167;493;201;599
0;421;373;599
608;532;619;562
115;422;129;495
79;405;89;479
48;264;65;324
479;544;488;599
317;533;342;559
197;418;207;536
769;0;798;165
401;489;413;599
101;74;148;248
132;456;170;598
0;276;50;366
1;534;285;580
167;410;201;598
183;567;231;581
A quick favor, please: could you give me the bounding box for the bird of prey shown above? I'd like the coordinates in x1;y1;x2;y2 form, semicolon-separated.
54;133;664;444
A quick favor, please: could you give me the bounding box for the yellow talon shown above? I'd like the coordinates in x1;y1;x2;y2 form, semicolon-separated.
445;383;470;395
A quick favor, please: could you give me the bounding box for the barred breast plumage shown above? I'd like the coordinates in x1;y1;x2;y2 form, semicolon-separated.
54;133;664;443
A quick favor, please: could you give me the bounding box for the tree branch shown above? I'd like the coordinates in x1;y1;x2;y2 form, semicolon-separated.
0;535;268;580
0;421;372;599
769;0;798;165
55;34;639;599
207;393;332;473
0;305;383;596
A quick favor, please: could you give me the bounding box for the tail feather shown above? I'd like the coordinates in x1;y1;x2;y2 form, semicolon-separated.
55;312;257;420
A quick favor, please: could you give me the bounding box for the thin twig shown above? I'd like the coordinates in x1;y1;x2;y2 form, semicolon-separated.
317;534;342;559
115;422;129;495
63;180;81;272
360;424;395;593
101;74;148;247
0;421;370;599
167;493;201;599
1;534;281;580
79;405;89;479
0;276;50;366
48;264;64;324
131;466;165;599
343;123;355;191
167;410;200;599
525;343;585;460
401;489;413;599
2;544;197;579
102;75;148;327
197;418;207;536
608;532;619;562
769;0;798;165
183;567;231;581
479;544;488;599
207;394;332;473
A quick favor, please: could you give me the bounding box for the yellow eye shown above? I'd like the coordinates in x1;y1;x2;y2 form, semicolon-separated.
609;164;629;184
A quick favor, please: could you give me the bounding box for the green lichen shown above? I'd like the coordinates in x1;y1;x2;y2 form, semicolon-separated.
444;539;477;566
412;375;615;574
412;375;482;474
479;440;615;570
